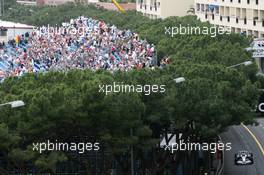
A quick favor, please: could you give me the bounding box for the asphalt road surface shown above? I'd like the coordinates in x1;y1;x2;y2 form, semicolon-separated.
221;118;264;175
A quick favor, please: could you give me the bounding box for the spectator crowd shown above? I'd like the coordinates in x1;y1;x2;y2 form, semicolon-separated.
0;16;156;82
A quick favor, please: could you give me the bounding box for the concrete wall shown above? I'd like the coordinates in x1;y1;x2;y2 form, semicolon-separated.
161;0;194;18
136;0;194;19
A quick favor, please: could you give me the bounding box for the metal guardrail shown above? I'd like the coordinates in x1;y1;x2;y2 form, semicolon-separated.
216;135;224;175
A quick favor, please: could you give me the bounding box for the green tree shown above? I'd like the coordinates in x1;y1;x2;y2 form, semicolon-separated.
0;3;260;174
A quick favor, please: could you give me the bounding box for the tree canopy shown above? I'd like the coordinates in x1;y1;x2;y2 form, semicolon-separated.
0;3;261;174
0;64;259;173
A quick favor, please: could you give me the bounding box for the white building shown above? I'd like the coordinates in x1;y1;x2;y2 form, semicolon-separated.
17;0;37;6
136;0;194;19
195;0;264;38
0;21;34;42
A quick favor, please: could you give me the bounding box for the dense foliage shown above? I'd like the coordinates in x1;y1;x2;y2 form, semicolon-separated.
0;2;261;174
0;64;259;174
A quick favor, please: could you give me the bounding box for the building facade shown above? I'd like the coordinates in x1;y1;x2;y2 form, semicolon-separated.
136;0;194;19
195;0;264;38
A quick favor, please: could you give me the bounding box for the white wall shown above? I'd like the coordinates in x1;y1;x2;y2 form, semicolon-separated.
137;0;194;19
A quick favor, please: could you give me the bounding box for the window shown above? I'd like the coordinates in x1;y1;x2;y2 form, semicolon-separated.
247;0;250;4
236;18;239;23
256;0;258;4
227;16;230;22
154;1;157;11
238;0;241;3
220;16;223;21
196;4;200;12
244;18;247;24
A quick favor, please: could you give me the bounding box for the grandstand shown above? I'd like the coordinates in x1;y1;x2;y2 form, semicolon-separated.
0;17;156;82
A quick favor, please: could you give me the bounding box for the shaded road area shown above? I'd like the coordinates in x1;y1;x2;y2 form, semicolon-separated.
221;119;264;175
